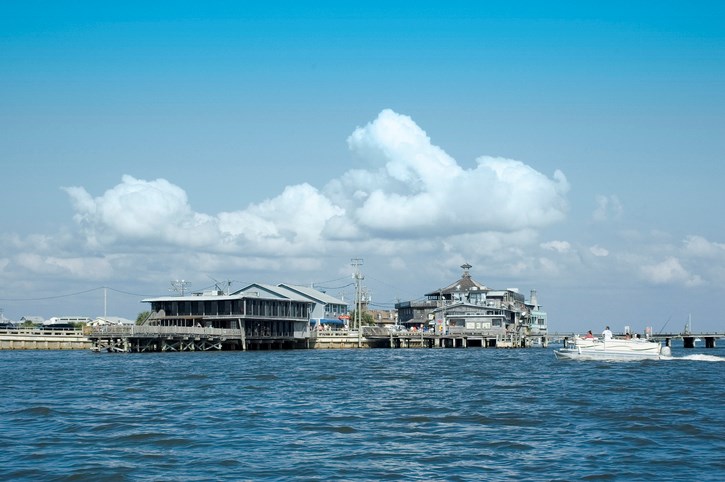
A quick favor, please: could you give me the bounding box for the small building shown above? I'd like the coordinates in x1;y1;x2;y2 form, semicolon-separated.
277;283;349;329
368;309;397;329
89;316;135;326
20;316;45;326
45;316;93;326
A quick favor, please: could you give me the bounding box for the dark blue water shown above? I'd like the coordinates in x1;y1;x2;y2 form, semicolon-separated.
1;346;723;481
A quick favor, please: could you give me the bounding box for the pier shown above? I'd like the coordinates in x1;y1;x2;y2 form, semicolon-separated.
86;324;308;352
649;332;720;349
87;325;378;352
365;328;539;348
6;325;722;352
85;326;552;352
85;325;553;352
0;327;91;350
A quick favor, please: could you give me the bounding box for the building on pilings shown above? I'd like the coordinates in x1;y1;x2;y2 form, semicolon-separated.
140;282;348;349
395;263;547;340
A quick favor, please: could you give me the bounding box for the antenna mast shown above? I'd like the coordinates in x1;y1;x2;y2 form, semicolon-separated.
351;258;364;330
170;280;191;296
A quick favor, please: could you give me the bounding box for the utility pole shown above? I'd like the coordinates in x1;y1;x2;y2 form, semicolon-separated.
351;258;363;331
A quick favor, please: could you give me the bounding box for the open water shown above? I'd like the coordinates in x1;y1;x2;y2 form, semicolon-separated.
1;346;724;481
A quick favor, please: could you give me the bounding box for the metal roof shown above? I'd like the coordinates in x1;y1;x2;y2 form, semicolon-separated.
142;281;347;305
278;283;347;306
142;283;310;303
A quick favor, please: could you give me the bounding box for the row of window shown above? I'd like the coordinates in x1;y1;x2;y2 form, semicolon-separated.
151;299;309;319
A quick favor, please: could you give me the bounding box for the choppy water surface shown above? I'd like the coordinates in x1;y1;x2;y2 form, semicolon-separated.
1;346;723;481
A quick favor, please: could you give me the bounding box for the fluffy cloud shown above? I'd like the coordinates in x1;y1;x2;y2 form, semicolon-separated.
640;257;703;287
15;253;111;279
329;109;570;236
64;110;569;256
64;176;216;249
65;176;343;256
541;240;571;253
589;245;609;257
683;235;725;257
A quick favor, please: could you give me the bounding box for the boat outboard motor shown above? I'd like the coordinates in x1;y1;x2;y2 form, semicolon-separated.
661;345;672;357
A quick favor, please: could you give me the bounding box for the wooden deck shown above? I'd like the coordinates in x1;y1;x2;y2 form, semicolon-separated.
86;325;308;352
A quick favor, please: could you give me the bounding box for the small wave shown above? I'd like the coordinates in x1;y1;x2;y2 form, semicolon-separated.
672;354;725;362
315;374;338;381
185;373;209;380
297;424;357;434
253;373;279;381
15;406;54;416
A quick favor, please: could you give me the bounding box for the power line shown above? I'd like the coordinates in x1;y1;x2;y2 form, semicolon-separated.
313;275;351;286
0;286;153;302
366;274;422;303
104;286;155;297
314;282;355;291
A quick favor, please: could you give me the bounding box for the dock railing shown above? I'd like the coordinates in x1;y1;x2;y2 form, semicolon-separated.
1;327;86;337
87;325;239;337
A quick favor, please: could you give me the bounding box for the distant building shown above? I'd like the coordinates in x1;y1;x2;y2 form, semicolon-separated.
368;309;397;328
45;316;93;326
395;263;547;336
20;316;45;325
89;316;134;326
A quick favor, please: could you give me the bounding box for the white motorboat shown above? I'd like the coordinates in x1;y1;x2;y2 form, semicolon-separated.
554;336;671;361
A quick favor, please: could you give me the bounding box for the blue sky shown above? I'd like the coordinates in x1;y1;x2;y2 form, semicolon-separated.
1;1;724;334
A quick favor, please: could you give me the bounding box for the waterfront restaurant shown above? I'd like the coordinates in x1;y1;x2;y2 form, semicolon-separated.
395;263;547;337
142;283;314;340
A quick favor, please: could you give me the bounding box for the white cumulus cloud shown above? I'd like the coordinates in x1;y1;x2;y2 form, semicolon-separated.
640;257;703;287
64;175;215;249
683;235;725;257
62;110;570;266
589;245;609;257
541;240;571;253
326;109;569;236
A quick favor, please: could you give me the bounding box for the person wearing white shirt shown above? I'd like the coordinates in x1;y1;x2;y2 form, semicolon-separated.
602;326;613;340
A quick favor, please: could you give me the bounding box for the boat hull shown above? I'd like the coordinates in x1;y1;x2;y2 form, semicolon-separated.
554;338;667;361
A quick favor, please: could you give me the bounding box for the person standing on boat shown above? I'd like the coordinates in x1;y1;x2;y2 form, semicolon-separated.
602;326;613;340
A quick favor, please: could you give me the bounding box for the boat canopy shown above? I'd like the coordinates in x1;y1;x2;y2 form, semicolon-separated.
311;318;347;326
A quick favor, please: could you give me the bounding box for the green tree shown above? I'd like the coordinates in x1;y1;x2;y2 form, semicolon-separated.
136;311;151;325
349;310;375;326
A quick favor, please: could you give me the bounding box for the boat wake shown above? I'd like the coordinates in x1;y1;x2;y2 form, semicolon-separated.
666;354;725;362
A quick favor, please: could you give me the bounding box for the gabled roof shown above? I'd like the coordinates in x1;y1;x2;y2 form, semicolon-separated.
143;283;310;303
278;283;347;306
233;283;310;302
425;263;489;297
430;301;488;314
